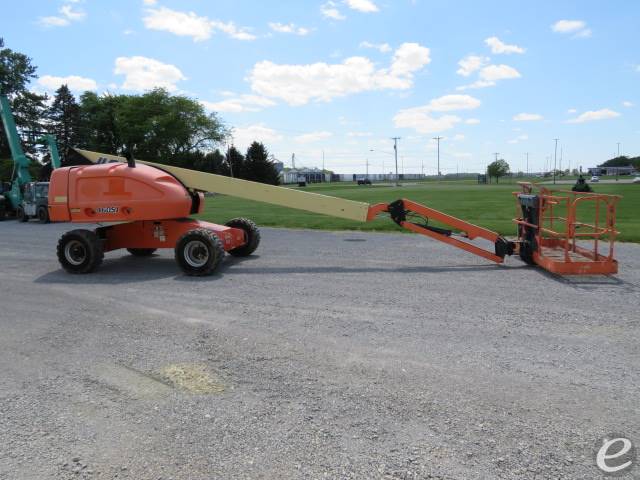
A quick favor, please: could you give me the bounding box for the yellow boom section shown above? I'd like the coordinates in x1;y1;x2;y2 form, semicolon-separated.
74;149;371;222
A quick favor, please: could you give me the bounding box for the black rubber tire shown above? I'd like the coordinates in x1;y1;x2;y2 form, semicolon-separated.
16;205;28;222
127;248;157;257
224;218;260;257
0;201;6;221
519;240;536;266
175;229;224;276
37;206;50;223
57;229;104;274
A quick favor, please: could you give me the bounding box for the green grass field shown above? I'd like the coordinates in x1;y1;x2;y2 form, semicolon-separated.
198;181;640;243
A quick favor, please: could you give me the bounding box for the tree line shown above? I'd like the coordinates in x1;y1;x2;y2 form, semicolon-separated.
0;38;280;185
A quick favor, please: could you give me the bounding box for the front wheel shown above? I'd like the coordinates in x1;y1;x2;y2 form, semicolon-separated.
224;218;260;257
57;229;104;274
17;205;28;222
37;206;50;223
175;229;225;276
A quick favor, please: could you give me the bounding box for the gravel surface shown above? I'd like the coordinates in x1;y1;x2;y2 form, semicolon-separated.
0;220;638;479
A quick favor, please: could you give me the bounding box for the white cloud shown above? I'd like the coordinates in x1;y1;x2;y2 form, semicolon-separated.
551;20;590;38
465;118;480;125
38;75;97;92
294;131;333;143
212;20;256;41
360;41;392;53
143;7;256;42
485;36;525;54
269;22;310;36
480;64;521;82
458;64;521;90
551;19;585;33
456;55;489;77
321;1;346;20
452;134;465;141
567;108;577;113
249;42;430;105
508;134;529;144
347;131;373;137
622;101;634;108
232;124;283;150
142;0;157;4
345;0;379;13
114;56;186;92
567;109;620;123
513;112;543;121
38;4;86;27
202;95;276;113
393;94;481;134
426;94;481;112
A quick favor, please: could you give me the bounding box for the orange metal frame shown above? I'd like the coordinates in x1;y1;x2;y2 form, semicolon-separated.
513;183;621;275
367;199;509;264
97;219;246;253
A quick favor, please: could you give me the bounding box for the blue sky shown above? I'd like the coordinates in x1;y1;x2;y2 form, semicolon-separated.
4;0;640;174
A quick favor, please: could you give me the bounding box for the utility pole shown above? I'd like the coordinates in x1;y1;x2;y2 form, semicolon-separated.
560;147;563;175
489;152;499;184
433;136;443;180
525;152;529;177
421;157;424;178
365;158;369;179
391;137;401;186
228;139;234;178
322;150;325;183
553;138;559;184
291;153;296;170
617;142;621;157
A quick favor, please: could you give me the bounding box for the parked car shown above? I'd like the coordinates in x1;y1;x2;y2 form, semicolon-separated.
357;178;372;185
632;176;640;184
590;175;600;182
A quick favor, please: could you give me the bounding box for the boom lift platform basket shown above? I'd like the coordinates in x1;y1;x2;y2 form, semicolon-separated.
514;182;620;275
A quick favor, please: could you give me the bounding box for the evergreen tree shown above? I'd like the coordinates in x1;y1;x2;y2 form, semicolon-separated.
225;146;245;178
0;38;47;157
245;142;280;185
47;84;81;160
204;149;229;175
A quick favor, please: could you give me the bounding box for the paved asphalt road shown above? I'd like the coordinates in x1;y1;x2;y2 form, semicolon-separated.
0;221;638;479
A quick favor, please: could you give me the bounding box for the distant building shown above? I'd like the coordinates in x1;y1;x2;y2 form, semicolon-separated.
281;168;329;184
588;165;636;176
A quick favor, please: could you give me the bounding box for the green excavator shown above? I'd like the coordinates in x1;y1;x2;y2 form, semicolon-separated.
0;94;61;222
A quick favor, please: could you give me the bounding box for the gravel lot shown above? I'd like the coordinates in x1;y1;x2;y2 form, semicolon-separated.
0;220;638;479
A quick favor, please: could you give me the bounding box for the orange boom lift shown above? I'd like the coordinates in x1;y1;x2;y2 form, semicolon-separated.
47;150;620;276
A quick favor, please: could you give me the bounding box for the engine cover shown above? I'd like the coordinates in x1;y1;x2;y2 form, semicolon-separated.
48;163;194;223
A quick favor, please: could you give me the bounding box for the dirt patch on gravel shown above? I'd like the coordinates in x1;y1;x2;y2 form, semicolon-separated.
159;363;225;394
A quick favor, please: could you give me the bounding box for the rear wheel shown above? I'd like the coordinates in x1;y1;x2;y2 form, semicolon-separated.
224;218;260;257
175;229;224;276
16;205;28;222
127;248;157;257
0;200;6;221
37;206;50;223
57;229;104;274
